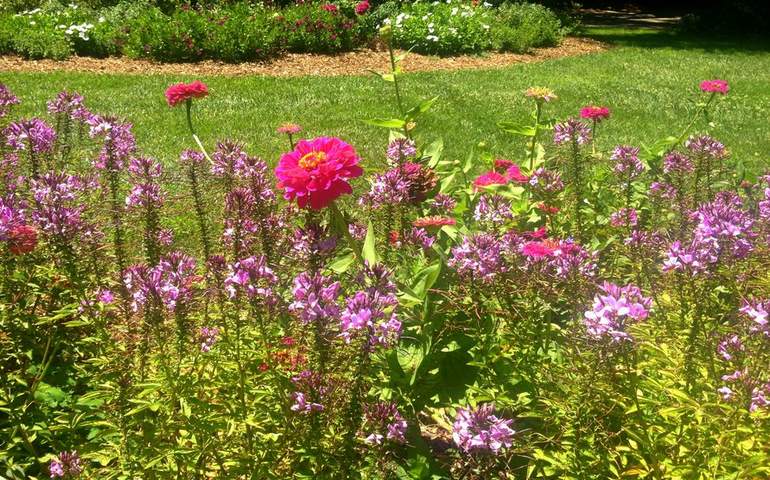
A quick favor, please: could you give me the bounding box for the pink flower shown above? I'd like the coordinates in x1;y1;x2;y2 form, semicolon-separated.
700;79;729;95
506;164;529;183
521;241;556;259
275;137;363;209
580;105;611;122
165;80;209;107
277;123;302;135
413;216;456;228
473;171;508;190
355;0;370;15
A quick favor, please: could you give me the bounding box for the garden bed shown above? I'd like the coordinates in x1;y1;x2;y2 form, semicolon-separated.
0;37;606;76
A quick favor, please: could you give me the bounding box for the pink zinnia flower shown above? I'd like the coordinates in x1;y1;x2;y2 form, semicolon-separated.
473;171;508;190
700;79;729;94
494;158;514;171
580;105;611;122
275;137;363;209
413;216;456;228
165;80;209;107
506;164;529;183
321;3;338;12
277;123;302;135
355;0;370;15
521;241;556;259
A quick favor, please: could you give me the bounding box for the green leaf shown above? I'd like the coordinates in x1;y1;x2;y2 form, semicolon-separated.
424;138;444;168
364;118;406;129
498;121;536;137
328;251;356;273
362;221;378;265
406;96;439;120
411;263;441;300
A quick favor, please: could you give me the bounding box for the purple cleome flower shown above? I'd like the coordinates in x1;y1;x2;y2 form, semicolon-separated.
363;402;408;445
583;281;651;342
553;118;591;146
5;118;56;154
452;404;515;454
289;272;341;324
611;145;644;180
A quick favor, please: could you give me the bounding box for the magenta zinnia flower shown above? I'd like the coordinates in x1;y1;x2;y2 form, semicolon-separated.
275;137;363;209
700;79;729;95
473;171;508;191
580;105;611;122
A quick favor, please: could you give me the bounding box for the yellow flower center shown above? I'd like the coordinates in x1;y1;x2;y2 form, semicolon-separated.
298;151;326;170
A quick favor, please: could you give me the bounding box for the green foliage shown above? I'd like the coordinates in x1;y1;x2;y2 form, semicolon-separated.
492;1;564;52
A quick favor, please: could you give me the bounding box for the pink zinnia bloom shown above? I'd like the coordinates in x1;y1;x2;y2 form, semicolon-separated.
700;79;729;94
413;216;456;228
580;105;611;122
321;3;338;12
275;137;363;209
521;241;556;259
506;164;529;183
523;226;548;239
165;80;209;107
473;171;508;190
277;123;302;135
355;0;370;14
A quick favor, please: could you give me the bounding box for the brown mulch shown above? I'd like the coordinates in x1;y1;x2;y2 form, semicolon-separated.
0;37;607;77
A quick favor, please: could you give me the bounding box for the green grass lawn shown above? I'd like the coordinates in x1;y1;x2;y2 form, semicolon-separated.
2;27;769;174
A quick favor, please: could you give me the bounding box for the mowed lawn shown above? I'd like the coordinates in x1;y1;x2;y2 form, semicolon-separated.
2;27;769;174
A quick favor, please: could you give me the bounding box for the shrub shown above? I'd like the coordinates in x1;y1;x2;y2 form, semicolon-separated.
202;4;280;61
493;1;564;52
277;2;360;53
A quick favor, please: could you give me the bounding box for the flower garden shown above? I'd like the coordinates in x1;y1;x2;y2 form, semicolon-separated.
2;2;770;479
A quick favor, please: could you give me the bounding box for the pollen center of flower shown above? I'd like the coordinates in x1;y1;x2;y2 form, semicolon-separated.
298;151;326;170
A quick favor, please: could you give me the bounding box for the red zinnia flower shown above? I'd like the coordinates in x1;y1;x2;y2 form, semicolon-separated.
523;226;547;239
321;3;338;12
275;136;363;209
413;216;456;228
580;105;611;122
473;171;508;190
388;230;400;245
700;79;729;95
6;225;37;255
165;80;209;107
355;0;370;15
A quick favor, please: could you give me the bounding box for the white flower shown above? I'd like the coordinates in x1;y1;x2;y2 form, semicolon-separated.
426;35;439;42
482;24;490;30
29;21;36;25
451;7;458;15
483;1;492;6
98;16;106;23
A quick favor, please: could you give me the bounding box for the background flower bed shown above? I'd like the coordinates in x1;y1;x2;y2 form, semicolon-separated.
0;0;570;61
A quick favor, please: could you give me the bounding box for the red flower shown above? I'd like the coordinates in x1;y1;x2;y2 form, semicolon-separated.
473;171;508;191
536;203;559;214
164;80;209;107
258;362;270;372
277;123;302;135
275;136;363;209
413;216;456;228
579;105;611;122
523;226;547;239
700;79;729;94
355;0;370;15
6;225;37;255
506;164;529;183
388;231;400;245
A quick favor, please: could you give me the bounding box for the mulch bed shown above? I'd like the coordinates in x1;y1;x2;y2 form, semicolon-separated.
0;37;608;77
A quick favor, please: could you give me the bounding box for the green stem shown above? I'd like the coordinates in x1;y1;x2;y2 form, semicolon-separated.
672;92;715;150
529;102;543;171
185;101;212;163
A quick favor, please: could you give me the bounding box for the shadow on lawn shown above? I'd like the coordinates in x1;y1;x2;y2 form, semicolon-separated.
579;27;770;54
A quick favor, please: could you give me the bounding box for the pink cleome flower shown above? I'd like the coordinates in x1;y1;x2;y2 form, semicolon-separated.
165;80;209;107
275;136;363;209
580;105;611;122
700;79;729;95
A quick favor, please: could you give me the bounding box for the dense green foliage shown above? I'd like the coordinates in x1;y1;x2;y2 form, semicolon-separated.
0;0;568;61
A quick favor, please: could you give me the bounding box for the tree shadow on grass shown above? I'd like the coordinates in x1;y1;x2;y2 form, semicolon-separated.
579;27;770;54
